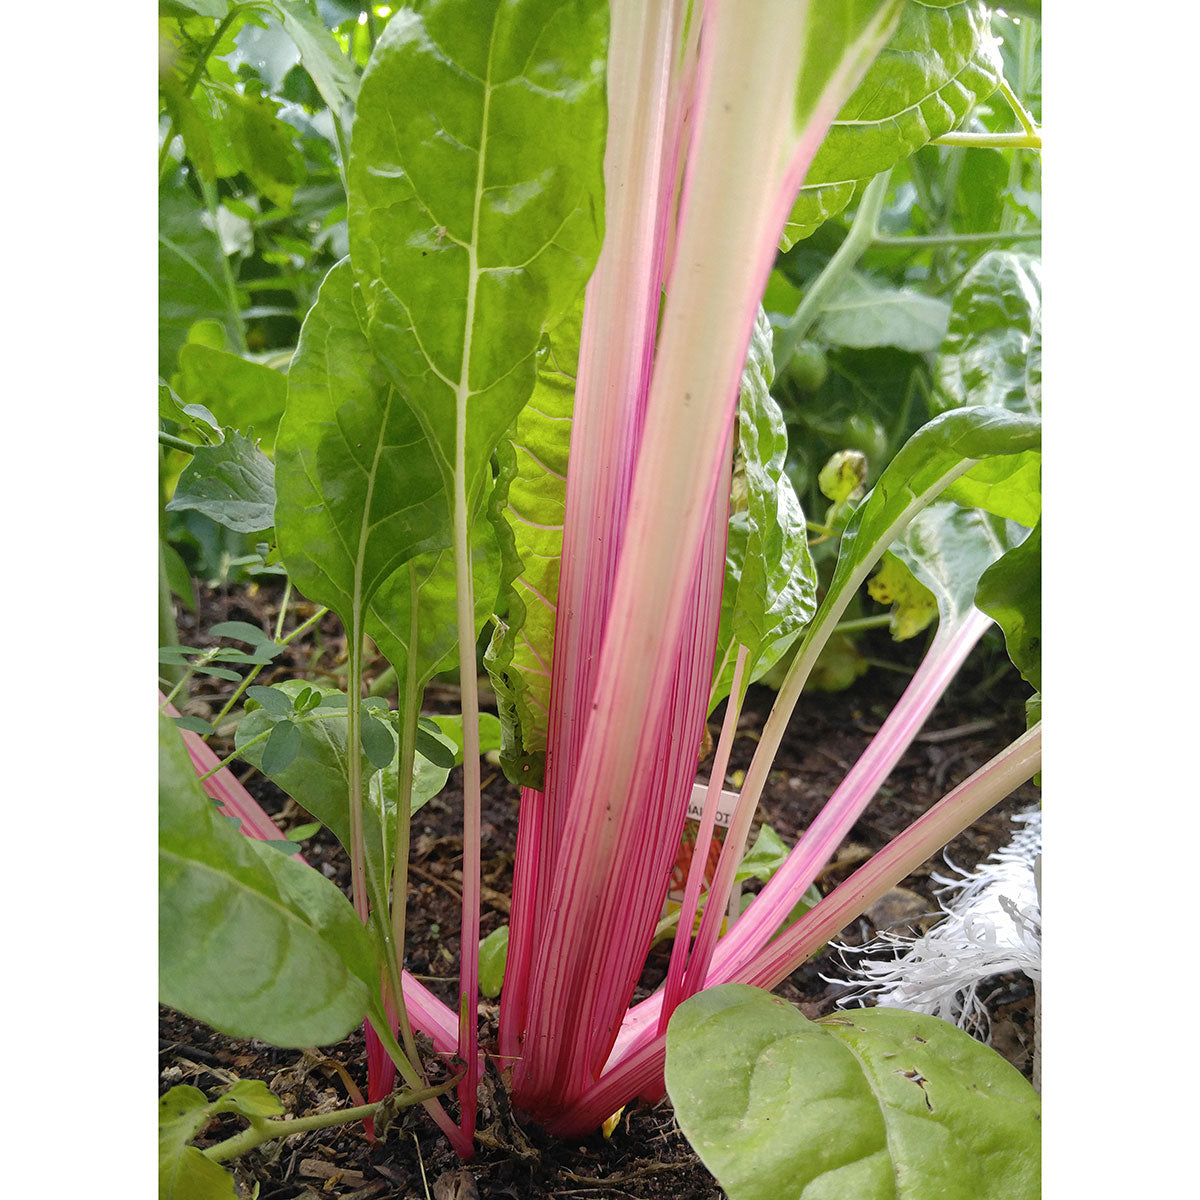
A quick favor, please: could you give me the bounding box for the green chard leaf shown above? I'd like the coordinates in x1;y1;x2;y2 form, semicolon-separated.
666;985;1040;1200
934;251;1042;418
347;0;608;514
976;517;1041;692
478;924;510;998
165;429;276;533
782;1;1003;247
711;309;817;710
159;712;378;1046
481;300;581;785
275;0;360;112
816;272;951;353
275;258;451;621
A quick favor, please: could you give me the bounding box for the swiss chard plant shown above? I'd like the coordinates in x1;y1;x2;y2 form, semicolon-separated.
159;0;1042;1191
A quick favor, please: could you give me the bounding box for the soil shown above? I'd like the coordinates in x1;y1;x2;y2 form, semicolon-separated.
161;582;1040;1199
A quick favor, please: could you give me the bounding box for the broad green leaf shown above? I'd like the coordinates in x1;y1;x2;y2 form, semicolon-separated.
789;407;1040;687
889;500;1028;630
161;70;218;181
159;712;377;1046
976;518;1041;691
782;1;1003;247
942;450;1040;527
159;182;244;375
276;0;360;112
816;273;950;353
166;429;276;533
365;508;501;693
347;0;608;513
275;259;450;622
175;345;288;444
478;924;510;998
666;985;1040;1200
711;309;816;710
236;680;452;915
262;719;302;774
246;683;293;715
934;251;1042;417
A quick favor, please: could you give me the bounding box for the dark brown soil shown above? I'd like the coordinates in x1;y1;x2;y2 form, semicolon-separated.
162;582;1039;1199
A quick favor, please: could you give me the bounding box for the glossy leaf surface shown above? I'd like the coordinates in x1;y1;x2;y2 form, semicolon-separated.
782;1;1002;247
934;251;1042;417
347;0;608;508
666;984;1040;1200
159;713;377;1046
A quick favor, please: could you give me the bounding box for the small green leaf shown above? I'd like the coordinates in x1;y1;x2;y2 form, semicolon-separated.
286;821;322;842
208;620;271;646
159;1084;239;1200
360;713;396;771
867;553;937;641
733;824;789;885
262;720;302;775
292;686;315;712
666;985;1040;1200
816;274;950;353
172;715;215;737
478;925;510;999
316;692;349;709
217;1079;285;1120
246;685;294;716
194;666;243;681
166;429;276;533
414;725;456;770
175;345;288;444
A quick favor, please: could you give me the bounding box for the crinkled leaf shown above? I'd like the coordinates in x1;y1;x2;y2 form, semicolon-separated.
347;0;608;513
483;301;582;770
175;344;288;444
976;518;1040;692
159;713;377;1046
712;310;816;710
236;681;450;917
666;985;1040;1200
166;429;276;533
934;251;1041;417
275;259;450;623
782;1;1003;247
889;501;1031;635
478;924;510;999
816;273;951;353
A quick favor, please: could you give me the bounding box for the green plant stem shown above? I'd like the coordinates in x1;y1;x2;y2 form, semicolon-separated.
777;169;891;362
159;431;197;454
932;130;1041;150
161;668;197;709
997;75;1038;138
201;1070;463;1165
345;634;370;923
872;228;1040;248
